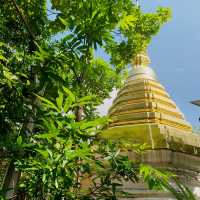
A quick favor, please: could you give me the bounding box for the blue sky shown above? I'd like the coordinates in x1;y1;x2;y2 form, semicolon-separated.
142;0;200;126
99;0;200;127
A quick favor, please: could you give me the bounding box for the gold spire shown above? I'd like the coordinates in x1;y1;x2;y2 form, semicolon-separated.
132;51;151;67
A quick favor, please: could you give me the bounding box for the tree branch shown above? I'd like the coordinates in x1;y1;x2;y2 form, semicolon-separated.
10;0;35;42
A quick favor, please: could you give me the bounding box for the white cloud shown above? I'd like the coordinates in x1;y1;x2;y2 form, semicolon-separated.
97;89;118;116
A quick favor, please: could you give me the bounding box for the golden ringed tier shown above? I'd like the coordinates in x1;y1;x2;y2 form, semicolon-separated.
102;52;200;155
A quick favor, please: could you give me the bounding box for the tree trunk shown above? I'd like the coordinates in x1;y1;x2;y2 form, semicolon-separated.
75;106;83;122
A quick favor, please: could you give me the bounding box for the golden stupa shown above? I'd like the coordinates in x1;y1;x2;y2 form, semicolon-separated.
103;51;200;155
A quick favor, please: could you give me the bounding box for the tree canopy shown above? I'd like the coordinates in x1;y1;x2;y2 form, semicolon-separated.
0;0;171;137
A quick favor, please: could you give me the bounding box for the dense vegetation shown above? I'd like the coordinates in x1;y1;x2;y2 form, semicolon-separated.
0;0;195;199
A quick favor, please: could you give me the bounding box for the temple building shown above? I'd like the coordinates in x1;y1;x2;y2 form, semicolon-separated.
102;52;200;199
191;100;200;107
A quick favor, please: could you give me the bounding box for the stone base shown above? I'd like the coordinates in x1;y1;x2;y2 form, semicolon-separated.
102;123;200;155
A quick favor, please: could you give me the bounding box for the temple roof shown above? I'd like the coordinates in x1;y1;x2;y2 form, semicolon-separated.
102;52;200;155
191;100;200;107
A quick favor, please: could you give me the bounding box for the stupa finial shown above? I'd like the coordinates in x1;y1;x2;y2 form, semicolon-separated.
132;50;151;67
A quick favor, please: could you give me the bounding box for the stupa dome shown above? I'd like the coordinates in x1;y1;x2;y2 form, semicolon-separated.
102;51;200;154
128;65;157;81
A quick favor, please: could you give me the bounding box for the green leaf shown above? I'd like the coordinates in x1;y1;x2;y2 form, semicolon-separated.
55;179;59;188
119;15;137;30
42;174;47;184
0;55;7;62
35;44;49;61
62;34;74;43
62;87;75;102
17;136;22;146
56;90;63;110
35;94;59;111
63;98;72;113
73;96;94;107
35;149;49;159
79;117;108;130
34;133;58;140
59;17;68;26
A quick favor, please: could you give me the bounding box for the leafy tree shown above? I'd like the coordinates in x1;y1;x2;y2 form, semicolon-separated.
0;0;170;138
0;0;48;142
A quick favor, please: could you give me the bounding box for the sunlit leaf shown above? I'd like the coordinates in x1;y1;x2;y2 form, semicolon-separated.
56;90;63;110
17;136;22;146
